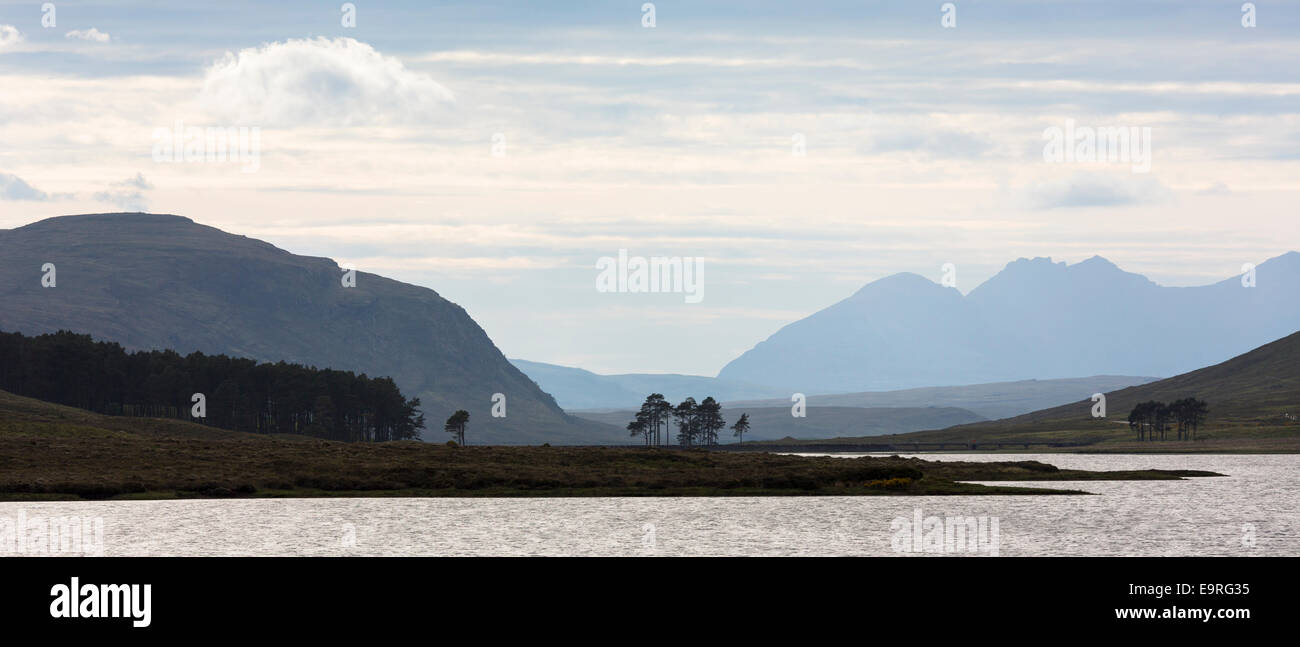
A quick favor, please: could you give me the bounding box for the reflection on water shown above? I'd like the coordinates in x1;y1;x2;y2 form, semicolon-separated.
1;454;1294;556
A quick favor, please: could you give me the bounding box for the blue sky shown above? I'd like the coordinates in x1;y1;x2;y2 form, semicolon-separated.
2;1;1298;375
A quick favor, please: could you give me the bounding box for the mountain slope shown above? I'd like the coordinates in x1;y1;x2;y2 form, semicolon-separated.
867;329;1300;447
719;253;1300;393
724;375;1159;420
509;359;792;411
0;213;622;445
968;328;1300;427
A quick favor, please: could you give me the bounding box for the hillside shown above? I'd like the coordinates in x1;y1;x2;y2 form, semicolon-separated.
573;405;985;442
807;329;1300;451
0;213;622;445
722;375;1157;421
719;253;1300;393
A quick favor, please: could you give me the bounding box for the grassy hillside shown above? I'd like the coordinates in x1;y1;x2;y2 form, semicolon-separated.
0;390;1215;499
0;213;620;444
786;330;1300;452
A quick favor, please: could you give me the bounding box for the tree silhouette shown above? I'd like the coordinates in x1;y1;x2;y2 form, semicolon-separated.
696;396;725;446
625;394;735;448
444;409;470;445
673;397;698;447
1127;399;1208;442
627;410;651;446
0;329;423;441
731;413;751;444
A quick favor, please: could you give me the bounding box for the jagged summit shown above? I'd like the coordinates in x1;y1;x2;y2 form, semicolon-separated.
719;252;1300;393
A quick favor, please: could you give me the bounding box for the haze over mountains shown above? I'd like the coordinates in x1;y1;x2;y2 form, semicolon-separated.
722;375;1159;421
719;253;1300;394
508;359;791;411
0;214;621;445
573;405;986;443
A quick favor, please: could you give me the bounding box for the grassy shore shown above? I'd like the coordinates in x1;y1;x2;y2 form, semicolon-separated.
0;390;1226;500
735;420;1300;454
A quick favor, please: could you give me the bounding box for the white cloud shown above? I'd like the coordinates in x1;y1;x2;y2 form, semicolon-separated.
0;25;22;48
65;28;111;43
92;173;154;210
116;171;154;190
0;172;48;201
199;37;454;127
1028;172;1171;209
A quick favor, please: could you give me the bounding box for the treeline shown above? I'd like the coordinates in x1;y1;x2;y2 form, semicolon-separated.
626;394;751;447
0;330;424;442
1127;398;1209;441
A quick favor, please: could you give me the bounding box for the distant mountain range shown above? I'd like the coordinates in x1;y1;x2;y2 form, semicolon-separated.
722;375;1159;421
572;406;986;443
718;253;1300;393
508;359;791;411
0;214;622;444
560;374;1157;442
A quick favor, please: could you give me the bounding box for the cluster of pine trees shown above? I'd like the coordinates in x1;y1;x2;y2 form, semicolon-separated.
0;330;425;442
1127;398;1209;441
626;393;751;447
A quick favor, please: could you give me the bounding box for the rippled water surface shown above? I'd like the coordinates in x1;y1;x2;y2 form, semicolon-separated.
2;454;1295;556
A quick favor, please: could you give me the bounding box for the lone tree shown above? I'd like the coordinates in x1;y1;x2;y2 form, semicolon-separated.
444;409;470;445
731;413;751;444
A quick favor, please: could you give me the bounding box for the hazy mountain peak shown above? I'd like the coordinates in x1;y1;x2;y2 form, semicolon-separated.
849;271;943;298
1076;254;1119;269
720;252;1300;393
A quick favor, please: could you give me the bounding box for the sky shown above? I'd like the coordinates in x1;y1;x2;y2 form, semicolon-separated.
1;1;1298;376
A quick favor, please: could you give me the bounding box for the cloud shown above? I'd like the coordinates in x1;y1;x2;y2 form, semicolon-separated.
0;173;49;201
1028;173;1170;209
92;173;153;210
199;37;454;127
65;28;111;43
116;172;154;190
1198;181;1232;195
860;129;994;158
0;24;21;48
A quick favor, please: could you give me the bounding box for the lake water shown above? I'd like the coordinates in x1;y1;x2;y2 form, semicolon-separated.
1;454;1295;556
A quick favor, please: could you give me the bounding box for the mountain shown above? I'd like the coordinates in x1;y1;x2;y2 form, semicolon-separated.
0;213;622;445
719;253;1300;393
509;359;792;411
571;405;986;442
723;375;1159;421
